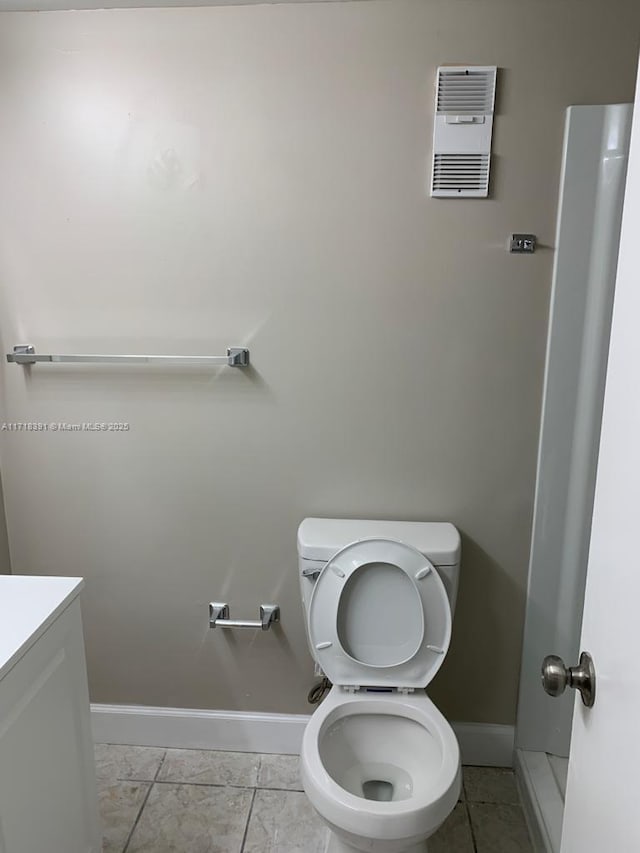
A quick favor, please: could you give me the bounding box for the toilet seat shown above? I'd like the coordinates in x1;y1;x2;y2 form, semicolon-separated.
308;538;451;691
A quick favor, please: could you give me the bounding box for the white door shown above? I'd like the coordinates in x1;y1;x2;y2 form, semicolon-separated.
560;65;640;852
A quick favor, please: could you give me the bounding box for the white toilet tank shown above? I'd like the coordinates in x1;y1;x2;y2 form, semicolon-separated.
297;517;461;629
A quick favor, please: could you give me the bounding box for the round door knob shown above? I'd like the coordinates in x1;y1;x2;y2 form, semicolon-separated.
541;654;568;697
541;651;596;708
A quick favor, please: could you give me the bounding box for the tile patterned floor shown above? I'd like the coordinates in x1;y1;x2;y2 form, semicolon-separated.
95;745;533;853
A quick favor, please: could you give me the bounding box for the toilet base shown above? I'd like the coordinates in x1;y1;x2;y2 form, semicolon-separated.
324;830;428;853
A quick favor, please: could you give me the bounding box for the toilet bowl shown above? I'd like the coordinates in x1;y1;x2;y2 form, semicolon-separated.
297;519;462;853
301;687;461;853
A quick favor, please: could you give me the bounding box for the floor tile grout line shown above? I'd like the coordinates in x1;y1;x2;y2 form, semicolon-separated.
462;777;480;853
255;785;303;793
121;781;154;853
121;751;166;853
153;780;252;789
239;787;257;853
118;777;303;793
464;799;480;853
154;751;168;781
463;798;524;805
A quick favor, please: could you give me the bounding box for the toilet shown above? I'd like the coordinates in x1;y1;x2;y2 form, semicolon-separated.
297;518;462;853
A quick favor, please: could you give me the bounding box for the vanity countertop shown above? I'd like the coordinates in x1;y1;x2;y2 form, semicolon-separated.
0;575;84;680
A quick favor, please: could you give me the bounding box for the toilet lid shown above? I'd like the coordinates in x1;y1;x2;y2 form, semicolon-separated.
308;538;451;691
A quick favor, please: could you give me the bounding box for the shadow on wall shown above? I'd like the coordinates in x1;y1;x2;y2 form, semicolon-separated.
0;475;10;574
18;359;272;401
430;532;526;726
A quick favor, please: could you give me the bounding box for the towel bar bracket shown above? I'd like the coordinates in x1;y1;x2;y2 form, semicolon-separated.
226;347;250;367
8;345;36;364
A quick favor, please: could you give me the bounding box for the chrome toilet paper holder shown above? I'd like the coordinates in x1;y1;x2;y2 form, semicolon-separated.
209;602;280;631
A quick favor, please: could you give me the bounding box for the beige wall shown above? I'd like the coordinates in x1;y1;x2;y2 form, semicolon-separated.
0;0;637;724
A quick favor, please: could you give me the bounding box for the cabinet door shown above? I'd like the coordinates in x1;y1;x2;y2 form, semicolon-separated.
0;599;101;853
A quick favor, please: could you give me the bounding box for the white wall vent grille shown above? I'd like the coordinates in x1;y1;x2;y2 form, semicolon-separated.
436;68;496;114
432;154;490;195
430;65;497;198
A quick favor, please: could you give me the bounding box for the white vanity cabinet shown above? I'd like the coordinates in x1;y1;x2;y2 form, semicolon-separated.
0;576;101;853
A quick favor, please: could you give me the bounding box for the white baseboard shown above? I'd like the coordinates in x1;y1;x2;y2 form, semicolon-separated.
91;704;310;755
515;748;564;853
91;704;514;767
